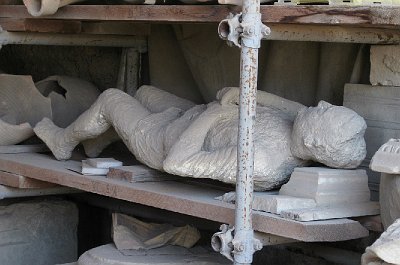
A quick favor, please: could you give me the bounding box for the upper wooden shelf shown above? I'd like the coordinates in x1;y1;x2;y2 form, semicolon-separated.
1;5;400;27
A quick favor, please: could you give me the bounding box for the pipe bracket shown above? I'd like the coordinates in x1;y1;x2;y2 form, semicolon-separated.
218;12;270;48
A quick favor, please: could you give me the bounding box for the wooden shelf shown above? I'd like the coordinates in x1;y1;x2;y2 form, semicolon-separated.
0;5;400;27
0;152;369;242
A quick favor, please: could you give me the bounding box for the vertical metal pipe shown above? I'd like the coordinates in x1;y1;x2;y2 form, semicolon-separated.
234;0;262;264
234;46;258;265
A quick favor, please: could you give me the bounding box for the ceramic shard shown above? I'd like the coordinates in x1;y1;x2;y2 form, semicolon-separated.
112;213;200;250
0;74;52;126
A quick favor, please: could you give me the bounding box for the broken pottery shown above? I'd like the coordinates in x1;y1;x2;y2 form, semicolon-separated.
36;75;101;128
0;74;52;145
35;86;367;190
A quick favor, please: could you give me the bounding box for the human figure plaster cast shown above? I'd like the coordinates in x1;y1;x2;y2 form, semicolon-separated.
34;86;367;190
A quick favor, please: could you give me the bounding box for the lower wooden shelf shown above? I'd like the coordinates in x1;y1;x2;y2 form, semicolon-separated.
0;152;369;242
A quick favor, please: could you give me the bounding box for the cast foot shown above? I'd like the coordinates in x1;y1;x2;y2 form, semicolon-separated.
34;118;74;160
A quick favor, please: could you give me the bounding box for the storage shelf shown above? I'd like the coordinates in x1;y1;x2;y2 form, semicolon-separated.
0;5;400;27
0;152;369;242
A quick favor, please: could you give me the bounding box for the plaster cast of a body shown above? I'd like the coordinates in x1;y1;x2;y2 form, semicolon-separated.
34;86;367;190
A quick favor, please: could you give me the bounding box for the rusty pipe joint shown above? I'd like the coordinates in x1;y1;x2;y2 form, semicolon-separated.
232;229;263;264
218;12;270;48
211;224;235;261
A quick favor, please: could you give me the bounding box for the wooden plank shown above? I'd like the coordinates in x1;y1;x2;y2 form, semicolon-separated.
0;18;81;33
0;153;368;242
1;5;400;27
0;170;57;189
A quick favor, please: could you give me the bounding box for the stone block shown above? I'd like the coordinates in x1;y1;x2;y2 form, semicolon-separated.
279;167;370;206
86;158;122;169
78;244;230;265
252;194;316;214
370;45;400;86
0;200;78;265
344;84;400;193
281;201;380;222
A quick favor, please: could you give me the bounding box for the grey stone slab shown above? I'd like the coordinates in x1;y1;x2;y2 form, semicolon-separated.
86;158;122;169
281;201;380;222
370;45;400;86
279;167;371;206
78;244;230;265
0;200;78;265
344;83;400;189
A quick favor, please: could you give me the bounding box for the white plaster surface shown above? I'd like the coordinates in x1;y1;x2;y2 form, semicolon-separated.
291;101;367;169
252;194;316;214
35;86;367;190
370;45;400;86
279;167;371;205
77;244;230;265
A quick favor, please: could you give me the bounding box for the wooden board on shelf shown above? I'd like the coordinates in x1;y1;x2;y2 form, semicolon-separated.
1;5;400;27
0;152;369;242
0;170;58;189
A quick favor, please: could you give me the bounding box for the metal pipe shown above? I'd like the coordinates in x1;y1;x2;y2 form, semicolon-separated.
233;0;265;264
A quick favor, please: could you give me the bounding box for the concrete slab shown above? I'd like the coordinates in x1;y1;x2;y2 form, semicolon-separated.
281;201;380;221
279;167;370;205
86;158;122;169
370;45;400;86
78;244;230;265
